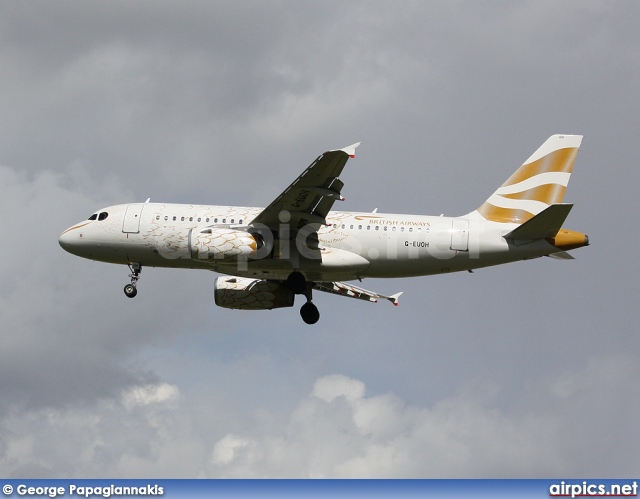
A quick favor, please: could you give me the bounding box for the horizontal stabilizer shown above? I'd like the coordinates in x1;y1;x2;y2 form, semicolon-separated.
503;204;573;241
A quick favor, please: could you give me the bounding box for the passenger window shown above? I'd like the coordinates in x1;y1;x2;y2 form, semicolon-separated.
350;225;353;229
88;214;97;220
189;217;193;222
206;218;210;222
164;216;168;221
409;227;413;232
400;227;404;232
197;218;201;222
375;226;379;231
172;216;176;221
239;219;243;224
384;226;388;231
392;226;396;232
358;225;362;230
231;219;235;224
156;215;160;220
222;218;226;223
98;212;108;221
367;226;370;230
181;217;185;221
214;218;218;223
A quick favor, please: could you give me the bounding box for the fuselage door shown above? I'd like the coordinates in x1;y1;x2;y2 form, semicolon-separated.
451;219;469;251
122;204;145;233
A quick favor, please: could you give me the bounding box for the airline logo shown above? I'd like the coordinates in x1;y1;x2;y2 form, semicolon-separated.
477;135;582;223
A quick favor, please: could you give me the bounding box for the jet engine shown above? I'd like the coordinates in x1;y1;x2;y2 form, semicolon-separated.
214;276;294;310
189;228;261;261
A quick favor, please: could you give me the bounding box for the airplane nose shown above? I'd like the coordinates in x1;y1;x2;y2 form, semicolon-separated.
59;222;89;254
59;228;74;252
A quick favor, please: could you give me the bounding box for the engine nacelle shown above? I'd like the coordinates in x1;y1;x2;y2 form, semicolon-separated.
214;276;294;310
190;227;259;261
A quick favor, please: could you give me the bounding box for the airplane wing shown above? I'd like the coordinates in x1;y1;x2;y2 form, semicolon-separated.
313;281;402;306
248;143;360;230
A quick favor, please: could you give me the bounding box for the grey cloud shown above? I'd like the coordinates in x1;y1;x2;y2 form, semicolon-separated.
0;0;638;478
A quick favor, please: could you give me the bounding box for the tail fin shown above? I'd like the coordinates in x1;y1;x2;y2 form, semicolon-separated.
474;135;582;224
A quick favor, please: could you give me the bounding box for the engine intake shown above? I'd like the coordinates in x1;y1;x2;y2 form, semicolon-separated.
214;276;294;310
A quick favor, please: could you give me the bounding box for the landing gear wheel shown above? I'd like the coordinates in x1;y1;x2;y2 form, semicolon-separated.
300;302;320;325
287;271;307;295
124;284;137;298
124;263;142;298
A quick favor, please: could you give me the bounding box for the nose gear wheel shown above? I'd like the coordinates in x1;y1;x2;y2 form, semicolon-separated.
124;263;141;298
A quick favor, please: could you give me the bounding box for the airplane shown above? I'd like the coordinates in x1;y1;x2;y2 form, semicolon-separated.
59;134;589;324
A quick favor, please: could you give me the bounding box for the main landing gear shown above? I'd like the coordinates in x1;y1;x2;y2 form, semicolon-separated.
124;263;141;298
300;301;320;325
287;271;320;325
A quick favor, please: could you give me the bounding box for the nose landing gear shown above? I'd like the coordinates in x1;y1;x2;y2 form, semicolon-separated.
124;263;141;298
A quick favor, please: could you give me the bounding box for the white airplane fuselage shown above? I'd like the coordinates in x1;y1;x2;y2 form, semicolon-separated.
59;202;575;281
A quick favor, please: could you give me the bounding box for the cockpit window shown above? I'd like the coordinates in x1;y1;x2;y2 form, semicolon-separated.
98;212;109;221
88;214;98;220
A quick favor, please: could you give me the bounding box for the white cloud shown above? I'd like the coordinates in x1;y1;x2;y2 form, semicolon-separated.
205;364;640;477
211;435;256;467
1;357;638;477
121;383;179;411
312;374;365;403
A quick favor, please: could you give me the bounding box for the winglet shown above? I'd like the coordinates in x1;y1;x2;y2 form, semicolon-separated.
334;142;361;158
388;292;403;307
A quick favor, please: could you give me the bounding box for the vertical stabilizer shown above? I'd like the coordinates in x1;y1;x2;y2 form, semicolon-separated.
474;135;582;224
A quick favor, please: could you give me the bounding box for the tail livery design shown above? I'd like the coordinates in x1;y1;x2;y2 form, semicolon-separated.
475;134;581;224
473;134;588;252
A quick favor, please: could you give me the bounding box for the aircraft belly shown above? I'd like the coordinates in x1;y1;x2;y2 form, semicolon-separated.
315;247;370;270
212;246;370;282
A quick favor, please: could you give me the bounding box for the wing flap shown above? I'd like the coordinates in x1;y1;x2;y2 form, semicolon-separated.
314;281;402;306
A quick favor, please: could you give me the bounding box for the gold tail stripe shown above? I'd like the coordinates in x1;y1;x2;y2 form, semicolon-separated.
502;147;579;187
476;203;535;224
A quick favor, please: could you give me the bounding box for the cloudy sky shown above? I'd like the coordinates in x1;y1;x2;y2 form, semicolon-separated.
1;0;638;478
